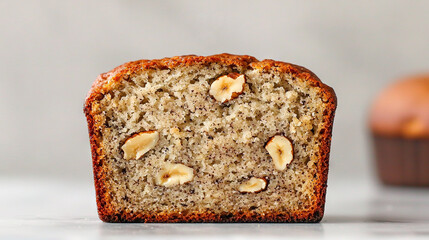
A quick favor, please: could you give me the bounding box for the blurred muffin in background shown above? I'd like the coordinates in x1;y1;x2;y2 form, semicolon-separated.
369;74;429;186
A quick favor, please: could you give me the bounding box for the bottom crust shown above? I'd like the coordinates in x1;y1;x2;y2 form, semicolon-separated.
99;209;324;223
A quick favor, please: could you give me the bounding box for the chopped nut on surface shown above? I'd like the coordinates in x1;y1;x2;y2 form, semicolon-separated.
121;131;159;160
209;73;246;103
239;177;268;193
156;163;194;187
265;135;294;171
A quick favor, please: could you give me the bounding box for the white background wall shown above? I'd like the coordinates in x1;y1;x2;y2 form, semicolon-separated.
1;0;428;184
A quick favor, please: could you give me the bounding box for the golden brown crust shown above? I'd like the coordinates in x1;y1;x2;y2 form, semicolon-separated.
98;209;323;223
84;53;337;223
369;74;429;138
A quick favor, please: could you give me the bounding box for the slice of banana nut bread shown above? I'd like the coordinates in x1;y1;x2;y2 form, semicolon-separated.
84;54;337;223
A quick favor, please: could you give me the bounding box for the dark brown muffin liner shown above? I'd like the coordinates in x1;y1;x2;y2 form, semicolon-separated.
373;135;429;186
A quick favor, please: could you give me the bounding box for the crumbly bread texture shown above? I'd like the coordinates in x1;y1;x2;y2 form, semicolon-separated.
84;54;337;223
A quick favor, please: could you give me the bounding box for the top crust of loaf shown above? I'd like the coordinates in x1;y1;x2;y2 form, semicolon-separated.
84;53;337;223
85;54;336;106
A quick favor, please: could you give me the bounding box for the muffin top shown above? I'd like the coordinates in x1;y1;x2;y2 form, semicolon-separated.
370;74;429;138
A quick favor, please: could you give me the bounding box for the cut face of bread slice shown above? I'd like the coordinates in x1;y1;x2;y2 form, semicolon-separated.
84;54;337;223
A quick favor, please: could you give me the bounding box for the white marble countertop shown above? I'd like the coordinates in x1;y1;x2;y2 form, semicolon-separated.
1;177;429;240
